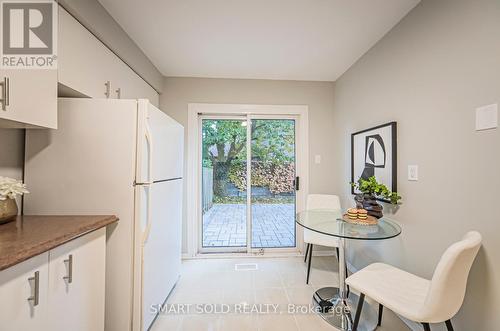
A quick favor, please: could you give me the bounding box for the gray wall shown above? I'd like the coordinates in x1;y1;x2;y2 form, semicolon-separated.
59;0;163;92
0;130;24;180
331;0;499;329
0;130;25;208
160;77;336;253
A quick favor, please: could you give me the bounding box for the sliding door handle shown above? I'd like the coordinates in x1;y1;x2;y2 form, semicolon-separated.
294;176;300;191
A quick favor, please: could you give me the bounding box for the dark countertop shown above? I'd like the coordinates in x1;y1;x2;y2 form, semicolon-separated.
0;215;118;271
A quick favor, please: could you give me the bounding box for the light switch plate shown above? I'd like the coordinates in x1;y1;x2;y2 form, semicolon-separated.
408;165;418;181
476;104;498;131
314;155;321;164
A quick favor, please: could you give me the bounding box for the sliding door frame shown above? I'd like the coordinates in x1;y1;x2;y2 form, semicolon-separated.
187;103;309;258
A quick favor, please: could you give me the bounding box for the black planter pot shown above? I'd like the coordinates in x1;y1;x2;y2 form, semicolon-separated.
354;194;383;219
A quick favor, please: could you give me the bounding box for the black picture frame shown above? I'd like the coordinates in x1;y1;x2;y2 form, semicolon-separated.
351;122;397;202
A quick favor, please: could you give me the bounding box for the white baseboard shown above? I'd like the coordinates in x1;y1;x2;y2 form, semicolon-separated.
182;251;303;260
182;248;336;260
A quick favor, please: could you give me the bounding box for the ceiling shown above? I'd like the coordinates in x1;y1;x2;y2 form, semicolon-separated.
98;0;420;81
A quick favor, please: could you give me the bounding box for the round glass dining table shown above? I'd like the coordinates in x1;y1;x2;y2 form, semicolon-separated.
296;209;402;331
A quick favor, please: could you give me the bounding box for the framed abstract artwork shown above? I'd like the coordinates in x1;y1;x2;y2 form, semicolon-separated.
351;122;397;201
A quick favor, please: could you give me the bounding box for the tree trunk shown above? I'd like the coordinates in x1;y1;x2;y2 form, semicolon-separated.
213;161;230;197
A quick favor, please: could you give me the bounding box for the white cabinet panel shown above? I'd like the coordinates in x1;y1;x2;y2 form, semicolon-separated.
116;62;160;106
47;228;106;331
0;69;57;129
0;253;49;331
58;7;120;99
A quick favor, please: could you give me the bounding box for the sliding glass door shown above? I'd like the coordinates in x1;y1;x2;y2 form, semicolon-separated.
250;119;296;250
201;118;248;251
200;115;297;253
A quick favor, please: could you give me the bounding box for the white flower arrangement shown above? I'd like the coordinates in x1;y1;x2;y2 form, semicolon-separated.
0;177;29;201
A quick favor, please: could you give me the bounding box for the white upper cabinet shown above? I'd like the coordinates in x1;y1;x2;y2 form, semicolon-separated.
58;7;159;106
115;61;160;106
58;7;121;99
0;5;159;129
0;69;57;129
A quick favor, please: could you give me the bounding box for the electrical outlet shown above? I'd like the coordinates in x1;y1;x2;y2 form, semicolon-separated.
408;165;418;181
314;155;321;164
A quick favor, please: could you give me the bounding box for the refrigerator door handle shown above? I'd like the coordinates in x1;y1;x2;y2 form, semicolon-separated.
144;122;154;184
141;120;154;244
141;183;153;244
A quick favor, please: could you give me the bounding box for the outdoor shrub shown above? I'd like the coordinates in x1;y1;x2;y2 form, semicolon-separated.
228;162;295;194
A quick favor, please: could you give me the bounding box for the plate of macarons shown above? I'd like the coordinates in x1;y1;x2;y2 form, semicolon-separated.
342;208;378;225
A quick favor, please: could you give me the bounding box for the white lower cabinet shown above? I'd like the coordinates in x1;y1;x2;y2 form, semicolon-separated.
0;229;106;331
47;228;106;331
0;253;49;331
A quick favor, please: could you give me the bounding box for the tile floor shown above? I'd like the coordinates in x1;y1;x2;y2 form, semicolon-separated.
150;256;410;331
202;204;295;248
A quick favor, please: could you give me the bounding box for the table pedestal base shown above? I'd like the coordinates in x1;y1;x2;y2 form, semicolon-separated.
313;287;378;331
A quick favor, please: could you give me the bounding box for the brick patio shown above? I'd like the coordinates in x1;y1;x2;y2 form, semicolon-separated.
202;203;296;248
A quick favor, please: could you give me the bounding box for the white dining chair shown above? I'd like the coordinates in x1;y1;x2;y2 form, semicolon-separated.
346;231;482;331
304;194;342;284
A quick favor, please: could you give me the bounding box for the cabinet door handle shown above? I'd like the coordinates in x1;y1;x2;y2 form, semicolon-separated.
63;254;73;283
104;81;111;98
0;77;9;110
115;88;121;99
27;271;40;306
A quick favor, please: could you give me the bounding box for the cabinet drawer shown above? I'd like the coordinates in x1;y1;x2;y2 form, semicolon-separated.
0;253;49;331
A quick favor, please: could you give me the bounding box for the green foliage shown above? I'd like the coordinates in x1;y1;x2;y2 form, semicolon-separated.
251;120;295;164
202;119;296;197
228;162;295;194
213;196;246;204
213;196;295;204
227;162;246;190
351;176;402;204
201;119;295;166
202;120;247;164
202;159;212;168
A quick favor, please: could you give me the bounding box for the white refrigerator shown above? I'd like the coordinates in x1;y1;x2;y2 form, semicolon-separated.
24;98;184;331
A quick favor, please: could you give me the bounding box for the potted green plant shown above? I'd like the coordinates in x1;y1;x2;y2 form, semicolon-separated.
351;176;401;218
0;177;29;224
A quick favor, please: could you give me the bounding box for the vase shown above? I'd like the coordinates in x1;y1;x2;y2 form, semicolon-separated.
354;194;383;219
0;198;18;224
